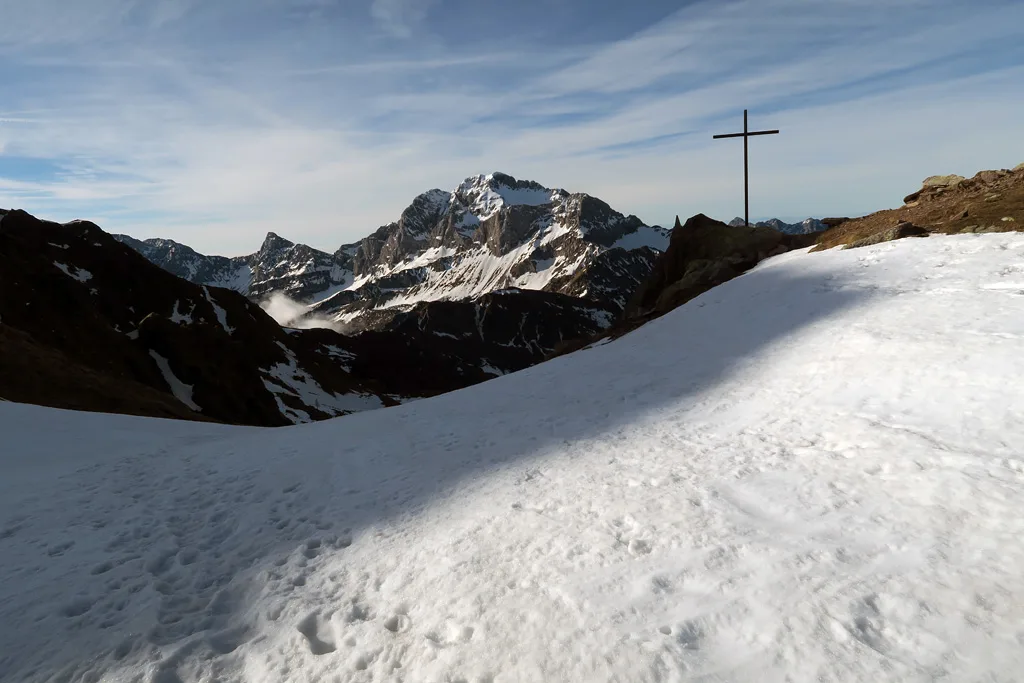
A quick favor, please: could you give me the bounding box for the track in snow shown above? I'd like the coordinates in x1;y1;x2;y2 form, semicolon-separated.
2;234;1024;682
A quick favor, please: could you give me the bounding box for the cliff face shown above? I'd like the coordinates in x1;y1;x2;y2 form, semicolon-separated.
625;213;814;319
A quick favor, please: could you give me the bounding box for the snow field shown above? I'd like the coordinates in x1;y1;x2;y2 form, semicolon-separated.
1;233;1023;682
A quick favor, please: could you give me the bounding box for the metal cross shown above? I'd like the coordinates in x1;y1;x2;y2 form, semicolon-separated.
713;109;780;228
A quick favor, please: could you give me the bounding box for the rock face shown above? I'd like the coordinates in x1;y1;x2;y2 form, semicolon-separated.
114;232;356;305
727;216;827;234
843;222;929;250
4;207;641;425
816;164;1024;251
4;209;587;426
116;173;670;333
344;289;615;380
550;214;817;358
922;174;966;188
626;214;814;319
0;210;411;425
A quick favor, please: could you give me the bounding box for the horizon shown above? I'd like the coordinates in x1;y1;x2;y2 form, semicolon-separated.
1;0;1022;255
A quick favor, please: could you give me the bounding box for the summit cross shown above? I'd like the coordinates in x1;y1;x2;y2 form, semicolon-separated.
713;109;780;228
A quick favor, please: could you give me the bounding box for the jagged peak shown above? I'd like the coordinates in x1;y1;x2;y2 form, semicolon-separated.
457;172;559;195
408;188;450;213
451;172;567;222
260;231;294;252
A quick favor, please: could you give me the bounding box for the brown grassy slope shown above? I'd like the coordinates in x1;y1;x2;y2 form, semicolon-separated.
813;165;1024;251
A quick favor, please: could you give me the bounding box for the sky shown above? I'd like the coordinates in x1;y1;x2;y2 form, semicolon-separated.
0;0;1022;255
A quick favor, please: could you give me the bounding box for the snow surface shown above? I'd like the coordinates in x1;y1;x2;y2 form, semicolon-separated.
319;345;357;371
262;343;384;424
307;277;356;306
208;263;254;293
53;261;93;282
456;174;562;220
148;350;201;412
480;360;506;376
201;286;235;334
169;300;195;325
3;234;1024;682
370;238;595;313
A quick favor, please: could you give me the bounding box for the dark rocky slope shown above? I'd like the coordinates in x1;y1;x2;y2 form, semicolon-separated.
0;210;439;425
552;214;818;357
0;209;636;424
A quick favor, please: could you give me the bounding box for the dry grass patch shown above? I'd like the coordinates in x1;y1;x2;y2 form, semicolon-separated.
813;166;1024;251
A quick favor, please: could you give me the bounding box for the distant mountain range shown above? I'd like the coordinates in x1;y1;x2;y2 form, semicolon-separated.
115;172;670;334
726;217;827;234
4;164;1021;429
0;207;639;426
0;174;679;426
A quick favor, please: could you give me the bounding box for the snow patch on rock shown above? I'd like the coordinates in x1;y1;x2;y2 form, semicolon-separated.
148;350;201;411
202;286;234;334
262;343;383;423
53;262;92;282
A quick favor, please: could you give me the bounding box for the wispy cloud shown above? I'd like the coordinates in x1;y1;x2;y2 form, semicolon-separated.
0;0;1021;254
370;0;439;38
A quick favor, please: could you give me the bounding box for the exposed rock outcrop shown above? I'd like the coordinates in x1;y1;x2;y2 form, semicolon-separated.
843;221;929;250
626;214;814;319
816;164;1024;251
549;214;816;357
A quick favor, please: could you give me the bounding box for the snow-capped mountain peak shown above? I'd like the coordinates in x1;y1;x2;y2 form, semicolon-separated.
118;173;672;335
727;216;827;235
452;172;568;222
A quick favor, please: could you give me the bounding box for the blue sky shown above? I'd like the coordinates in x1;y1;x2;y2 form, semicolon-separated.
0;0;1022;255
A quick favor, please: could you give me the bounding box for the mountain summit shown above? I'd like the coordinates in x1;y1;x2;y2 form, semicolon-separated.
117;173;671;334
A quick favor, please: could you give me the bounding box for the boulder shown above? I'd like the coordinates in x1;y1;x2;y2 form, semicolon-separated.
922;174;965;189
842;222;929;250
822;217;851;228
653;259;740;315
973;170;1007;185
624;213;805;319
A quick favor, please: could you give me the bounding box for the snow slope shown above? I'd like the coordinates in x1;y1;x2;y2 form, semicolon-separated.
3;233;1024;682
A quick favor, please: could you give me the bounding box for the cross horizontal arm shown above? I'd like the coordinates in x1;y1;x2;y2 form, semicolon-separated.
712;129;780;139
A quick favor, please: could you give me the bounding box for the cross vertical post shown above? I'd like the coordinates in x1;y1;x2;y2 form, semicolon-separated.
713;109;780;228
743;109;749;229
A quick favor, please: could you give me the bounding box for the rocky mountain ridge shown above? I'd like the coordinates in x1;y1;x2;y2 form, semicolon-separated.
726;216;827;234
3;206;639;425
813;163;1024;251
115;172;670;333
